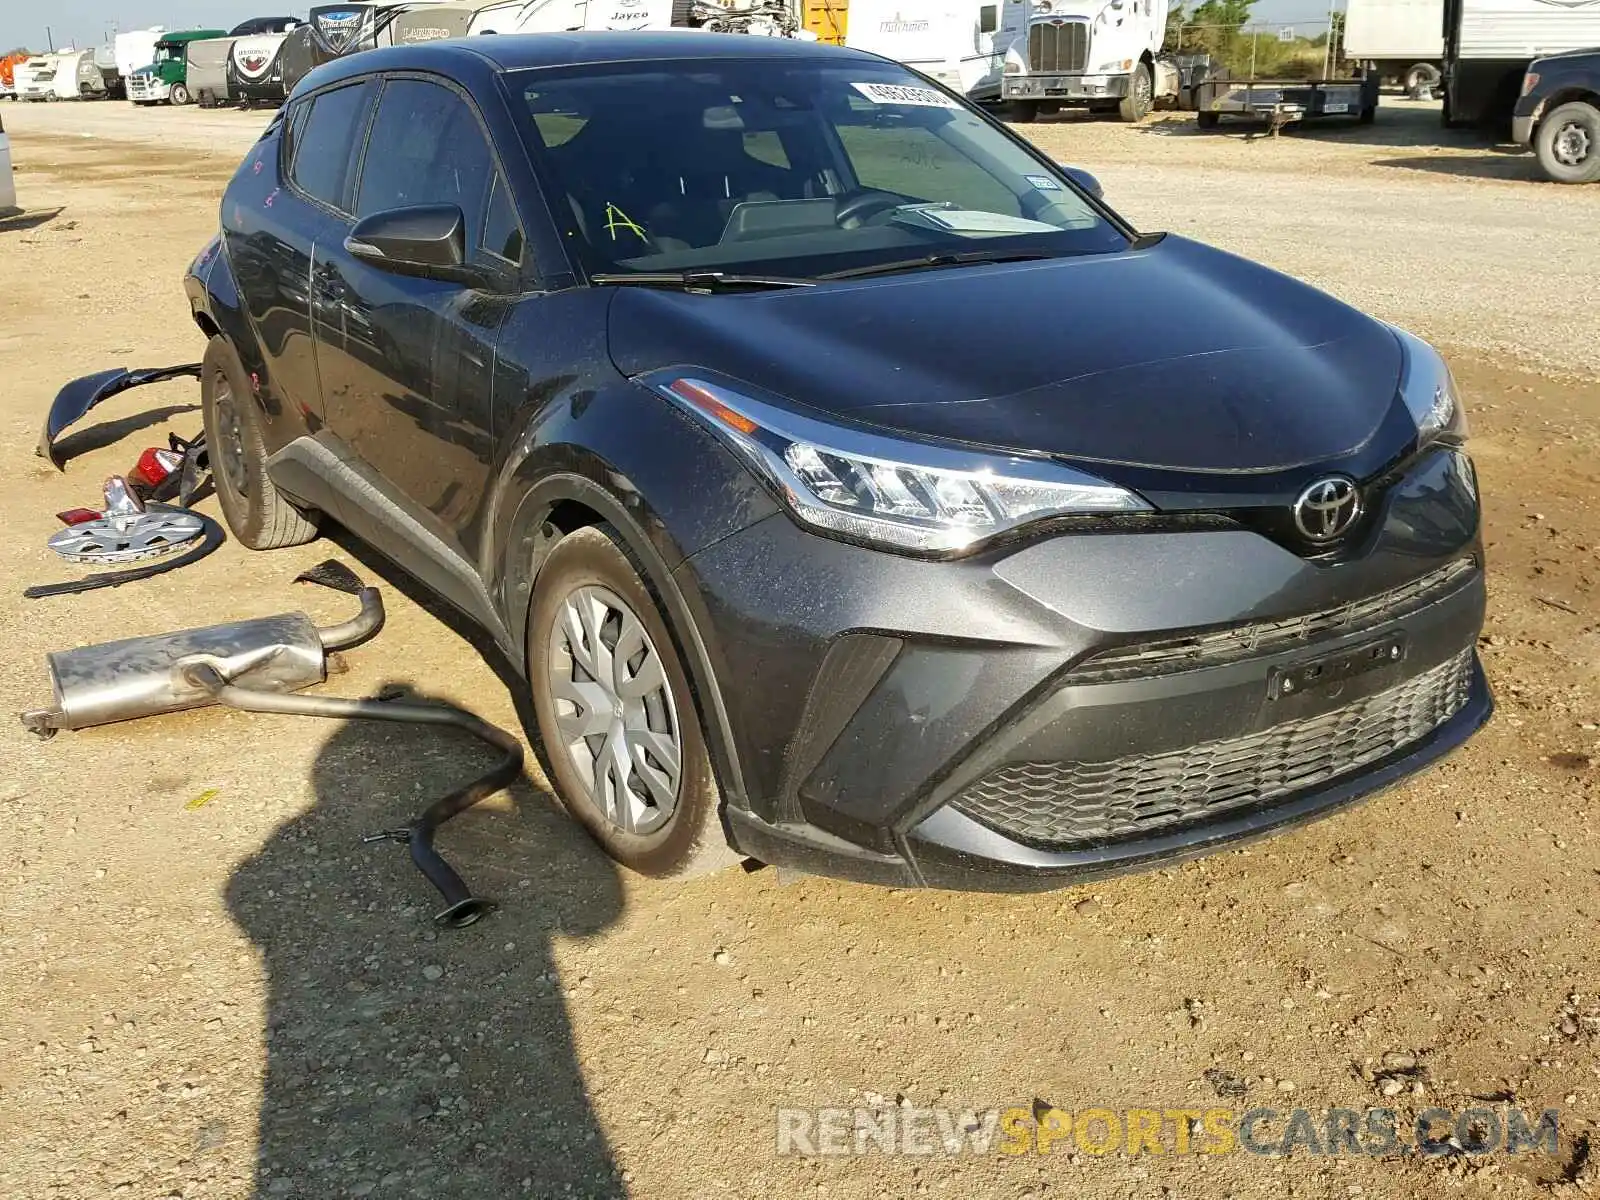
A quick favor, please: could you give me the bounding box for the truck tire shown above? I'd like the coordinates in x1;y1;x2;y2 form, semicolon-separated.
1403;62;1440;95
1119;61;1153;122
169;82;190;106
1534;101;1600;184
201;336;320;550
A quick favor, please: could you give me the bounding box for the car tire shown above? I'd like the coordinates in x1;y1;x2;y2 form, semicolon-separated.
170;82;190;106
1119;61;1153;122
526;524;736;878
200;336;319;550
1534;101;1600;184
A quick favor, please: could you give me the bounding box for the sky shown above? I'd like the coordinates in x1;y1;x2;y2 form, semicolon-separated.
1;0;1344;56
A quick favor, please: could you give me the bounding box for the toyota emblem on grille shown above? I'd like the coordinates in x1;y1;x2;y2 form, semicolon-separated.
1293;476;1361;542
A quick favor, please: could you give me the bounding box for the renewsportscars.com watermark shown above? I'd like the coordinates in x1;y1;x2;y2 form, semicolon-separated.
775;1105;1561;1158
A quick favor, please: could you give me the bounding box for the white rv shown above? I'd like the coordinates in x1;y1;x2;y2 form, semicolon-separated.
1344;0;1444;92
14;56;57;101
1443;0;1600;126
843;1;1012;101
114;29;166;82
467;0;804;36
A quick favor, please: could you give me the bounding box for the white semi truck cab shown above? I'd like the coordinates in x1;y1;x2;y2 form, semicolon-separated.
1000;0;1173;120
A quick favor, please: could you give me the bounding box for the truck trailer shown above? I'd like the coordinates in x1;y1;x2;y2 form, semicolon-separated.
1343;0;1445;93
1443;0;1600;127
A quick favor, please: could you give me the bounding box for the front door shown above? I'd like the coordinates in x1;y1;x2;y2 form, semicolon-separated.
311;74;525;582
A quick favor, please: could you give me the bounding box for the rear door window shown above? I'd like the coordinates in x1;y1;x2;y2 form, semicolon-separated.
287;80;374;211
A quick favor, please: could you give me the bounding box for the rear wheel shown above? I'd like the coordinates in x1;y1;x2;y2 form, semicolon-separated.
169;82;190;106
1119;61;1153;122
200;337;319;550
1535;101;1600;184
527;525;736;878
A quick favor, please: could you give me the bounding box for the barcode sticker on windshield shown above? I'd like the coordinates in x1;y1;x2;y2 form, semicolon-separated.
851;82;961;109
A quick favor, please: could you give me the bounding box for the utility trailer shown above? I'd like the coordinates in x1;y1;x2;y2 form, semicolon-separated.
1193;74;1381;133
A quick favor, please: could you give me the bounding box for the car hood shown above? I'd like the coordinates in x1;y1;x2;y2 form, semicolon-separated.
607;235;1406;475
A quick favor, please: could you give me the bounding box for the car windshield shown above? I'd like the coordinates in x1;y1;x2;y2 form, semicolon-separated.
513;59;1129;280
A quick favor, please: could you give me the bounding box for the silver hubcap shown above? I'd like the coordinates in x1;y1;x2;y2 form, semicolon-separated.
548;585;681;835
1554;121;1592;167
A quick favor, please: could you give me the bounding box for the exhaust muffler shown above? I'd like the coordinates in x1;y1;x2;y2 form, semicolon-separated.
20;561;519;928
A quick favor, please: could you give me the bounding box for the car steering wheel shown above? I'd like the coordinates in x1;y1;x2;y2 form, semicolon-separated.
834;189;911;229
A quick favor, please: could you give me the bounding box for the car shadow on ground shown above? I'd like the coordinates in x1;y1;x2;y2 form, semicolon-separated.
0;205;65;233
225;533;629;1198
47;403;200;468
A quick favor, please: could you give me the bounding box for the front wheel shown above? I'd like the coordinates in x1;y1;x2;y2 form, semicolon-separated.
1535;101;1600;184
527;525;736;878
1403;62;1440;95
169;82;190;106
1119;62;1153;122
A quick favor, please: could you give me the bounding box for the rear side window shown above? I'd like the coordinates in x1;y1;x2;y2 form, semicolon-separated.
287;81;372;211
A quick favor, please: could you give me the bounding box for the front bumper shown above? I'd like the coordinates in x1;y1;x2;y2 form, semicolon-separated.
127;76;171;102
1003;72;1130;102
678;447;1491;891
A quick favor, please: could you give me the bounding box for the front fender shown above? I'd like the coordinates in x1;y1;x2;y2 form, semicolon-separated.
490;377;780;812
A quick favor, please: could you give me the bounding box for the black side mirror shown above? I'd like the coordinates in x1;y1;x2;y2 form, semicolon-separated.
1059;165;1104;199
344;204;474;283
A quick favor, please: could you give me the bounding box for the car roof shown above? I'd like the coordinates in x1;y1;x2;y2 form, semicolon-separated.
300;30;888;91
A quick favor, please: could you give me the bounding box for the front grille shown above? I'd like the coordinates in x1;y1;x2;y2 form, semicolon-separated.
952;648;1474;848
1070;558;1478;684
1028;20;1089;74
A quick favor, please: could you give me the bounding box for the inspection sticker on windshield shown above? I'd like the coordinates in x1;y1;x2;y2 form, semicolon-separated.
852;82;961;109
1025;174;1061;191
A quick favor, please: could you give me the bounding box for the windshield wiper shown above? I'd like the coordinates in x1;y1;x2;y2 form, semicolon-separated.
818;249;1059;281
588;270;815;292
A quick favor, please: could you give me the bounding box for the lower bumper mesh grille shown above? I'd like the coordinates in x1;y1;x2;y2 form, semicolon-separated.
952;649;1474;848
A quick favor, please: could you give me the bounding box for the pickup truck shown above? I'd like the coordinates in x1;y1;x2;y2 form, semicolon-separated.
1513;49;1600;184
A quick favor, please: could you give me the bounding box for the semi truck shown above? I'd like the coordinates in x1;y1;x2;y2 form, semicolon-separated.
1442;0;1600;128
845;0;1192;122
127;30;228;105
1343;0;1444;93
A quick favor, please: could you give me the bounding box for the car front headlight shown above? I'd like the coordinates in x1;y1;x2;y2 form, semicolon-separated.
1392;326;1467;444
650;375;1150;555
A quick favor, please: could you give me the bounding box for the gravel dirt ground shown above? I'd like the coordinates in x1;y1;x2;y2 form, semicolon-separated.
1;99;1598;1200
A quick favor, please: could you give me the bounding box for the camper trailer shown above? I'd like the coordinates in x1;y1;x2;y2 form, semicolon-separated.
1344;0;1445;92
845;1;1011;101
466;0;804;36
283;2;475;91
186;37;238;106
1443;0;1600;127
228;22;312;105
14;56;57;101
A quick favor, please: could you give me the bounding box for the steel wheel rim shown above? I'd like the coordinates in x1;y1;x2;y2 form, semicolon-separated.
548;584;682;836
213;376;251;497
1554;121;1592;167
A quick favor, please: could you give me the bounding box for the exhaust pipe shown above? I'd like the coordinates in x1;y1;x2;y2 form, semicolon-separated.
20;560;520;928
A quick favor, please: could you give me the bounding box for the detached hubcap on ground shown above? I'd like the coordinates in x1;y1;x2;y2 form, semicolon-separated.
549;585;681;835
1554;121;1592;167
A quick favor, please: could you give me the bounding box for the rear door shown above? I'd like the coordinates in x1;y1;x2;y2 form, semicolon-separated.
310;72;523;574
231;77;374;431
